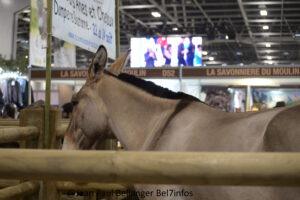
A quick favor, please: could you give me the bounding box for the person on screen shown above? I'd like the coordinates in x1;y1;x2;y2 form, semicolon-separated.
163;44;172;65
177;37;186;66
144;48;156;68
186;38;195;66
194;45;202;66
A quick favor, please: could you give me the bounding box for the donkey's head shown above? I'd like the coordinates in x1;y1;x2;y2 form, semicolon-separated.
63;46;129;149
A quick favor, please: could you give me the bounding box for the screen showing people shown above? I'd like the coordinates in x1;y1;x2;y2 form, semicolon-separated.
130;36;202;68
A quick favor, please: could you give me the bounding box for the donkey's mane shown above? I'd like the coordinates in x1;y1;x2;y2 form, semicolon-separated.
117;73;201;102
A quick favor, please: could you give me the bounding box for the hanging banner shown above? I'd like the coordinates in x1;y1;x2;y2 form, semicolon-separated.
52;0;116;59
30;0;76;68
31;67;300;79
29;0;47;67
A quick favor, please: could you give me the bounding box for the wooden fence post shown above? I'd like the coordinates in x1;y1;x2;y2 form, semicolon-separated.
19;108;44;149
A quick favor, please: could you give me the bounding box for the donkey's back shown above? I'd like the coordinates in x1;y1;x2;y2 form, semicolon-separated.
154;102;297;152
142;103;300;200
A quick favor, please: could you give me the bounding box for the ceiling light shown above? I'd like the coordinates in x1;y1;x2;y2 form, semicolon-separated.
260;10;268;16
172;27;178;31
265;43;271;48
22;17;30;22
151;11;161;18
266;61;273;65
208;57;214;61
22;9;30;13
267;56;272;60
225;35;229;40
202;51;208;55
262;25;269;30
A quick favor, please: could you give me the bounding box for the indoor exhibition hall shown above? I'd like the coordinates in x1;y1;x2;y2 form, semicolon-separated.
0;0;299;200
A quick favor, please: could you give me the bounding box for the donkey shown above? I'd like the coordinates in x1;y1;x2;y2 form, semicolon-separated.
63;46;300;200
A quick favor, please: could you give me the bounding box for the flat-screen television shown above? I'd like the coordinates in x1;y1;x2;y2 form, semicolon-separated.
130;36;202;68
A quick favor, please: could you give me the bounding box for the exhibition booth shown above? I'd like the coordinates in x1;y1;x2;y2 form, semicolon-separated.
29;66;300;112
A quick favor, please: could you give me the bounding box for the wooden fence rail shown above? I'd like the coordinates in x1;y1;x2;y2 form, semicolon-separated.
0;179;19;189
56;182;128;192
0;120;19;127
0;126;39;144
0;149;299;186
0;181;39;199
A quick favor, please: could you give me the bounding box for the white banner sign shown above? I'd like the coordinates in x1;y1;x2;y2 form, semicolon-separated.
30;0;47;67
52;0;116;59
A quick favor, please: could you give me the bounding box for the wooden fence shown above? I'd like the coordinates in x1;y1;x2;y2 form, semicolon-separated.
0;149;300;186
0;108;124;199
0;107;299;199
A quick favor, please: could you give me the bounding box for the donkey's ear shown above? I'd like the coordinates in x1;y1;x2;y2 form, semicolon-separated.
88;45;107;80
109;49;130;75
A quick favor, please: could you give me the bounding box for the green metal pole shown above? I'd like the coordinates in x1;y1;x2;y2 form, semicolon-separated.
45;0;53;149
115;0;120;57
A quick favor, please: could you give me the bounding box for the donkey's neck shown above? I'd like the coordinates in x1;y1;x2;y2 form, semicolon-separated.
100;75;179;150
